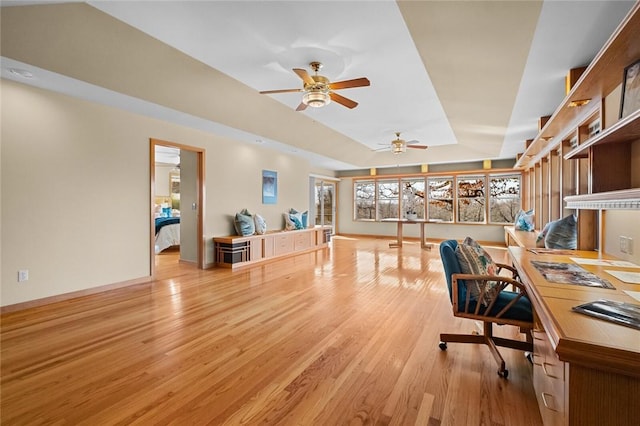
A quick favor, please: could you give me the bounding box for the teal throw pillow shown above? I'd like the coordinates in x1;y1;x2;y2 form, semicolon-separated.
514;209;535;232
289;208;309;228
234;209;255;236
544;214;577;249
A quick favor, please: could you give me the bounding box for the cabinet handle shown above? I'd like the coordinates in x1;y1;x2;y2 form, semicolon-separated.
541;392;558;412
542;362;558;379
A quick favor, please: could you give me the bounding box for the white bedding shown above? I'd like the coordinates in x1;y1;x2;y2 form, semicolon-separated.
155;223;180;254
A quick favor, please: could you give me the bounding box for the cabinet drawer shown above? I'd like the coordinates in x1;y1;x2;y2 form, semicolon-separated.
274;233;294;255
294;232;311;251
532;327;566;426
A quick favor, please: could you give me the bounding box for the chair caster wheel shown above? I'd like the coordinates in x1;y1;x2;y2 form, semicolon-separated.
498;369;509;378
439;342;447;350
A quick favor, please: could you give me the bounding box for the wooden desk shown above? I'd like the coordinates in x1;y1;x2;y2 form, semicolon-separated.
508;247;640;426
381;218;432;249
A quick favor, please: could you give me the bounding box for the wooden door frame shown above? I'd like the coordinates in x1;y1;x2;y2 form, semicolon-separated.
150;138;205;275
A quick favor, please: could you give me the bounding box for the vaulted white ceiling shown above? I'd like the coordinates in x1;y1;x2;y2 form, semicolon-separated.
1;1;635;171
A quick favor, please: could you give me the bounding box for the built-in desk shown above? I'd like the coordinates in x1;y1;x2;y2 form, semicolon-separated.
508;247;640;426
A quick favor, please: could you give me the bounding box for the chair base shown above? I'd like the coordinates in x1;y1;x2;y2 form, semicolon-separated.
439;323;533;378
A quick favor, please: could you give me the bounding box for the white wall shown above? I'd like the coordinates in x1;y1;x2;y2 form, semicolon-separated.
1;80;314;306
336;178;505;242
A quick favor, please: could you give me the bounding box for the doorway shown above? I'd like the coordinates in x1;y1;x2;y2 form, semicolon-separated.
310;177;338;233
150;139;205;275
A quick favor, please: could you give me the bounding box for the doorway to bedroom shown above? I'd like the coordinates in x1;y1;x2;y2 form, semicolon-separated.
150;139;205;275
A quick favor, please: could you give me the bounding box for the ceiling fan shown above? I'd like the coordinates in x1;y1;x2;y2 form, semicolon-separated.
259;61;370;111
378;132;428;154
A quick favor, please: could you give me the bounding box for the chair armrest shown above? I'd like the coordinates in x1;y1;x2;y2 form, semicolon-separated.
451;273;530;317
495;262;519;280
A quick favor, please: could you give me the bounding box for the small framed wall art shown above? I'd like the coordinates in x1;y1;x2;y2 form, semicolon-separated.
262;170;277;204
620;59;640;119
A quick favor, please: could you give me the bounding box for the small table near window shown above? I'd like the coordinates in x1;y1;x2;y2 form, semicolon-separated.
382;218;435;249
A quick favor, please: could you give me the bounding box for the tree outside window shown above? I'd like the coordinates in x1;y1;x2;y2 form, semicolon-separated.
489;174;521;223
427;177;454;222
354;181;375;220
377;180;399;220
401;178;425;219
457;176;485;223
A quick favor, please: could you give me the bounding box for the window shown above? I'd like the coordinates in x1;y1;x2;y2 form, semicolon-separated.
353;171;521;224
489;174;521;223
457;176;485;223
354;180;376;220
401;178;425;219
377;179;399;220
427;177;454;222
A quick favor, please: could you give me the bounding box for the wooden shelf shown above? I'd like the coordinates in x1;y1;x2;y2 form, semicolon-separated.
516;3;640;169
564;188;640;210
213;227;331;269
564;109;640;159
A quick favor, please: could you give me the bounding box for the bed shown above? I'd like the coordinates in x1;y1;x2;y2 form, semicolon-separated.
155;217;180;254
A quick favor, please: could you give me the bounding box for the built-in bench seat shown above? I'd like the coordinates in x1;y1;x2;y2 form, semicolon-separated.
213;226;331;269
504;225;538;248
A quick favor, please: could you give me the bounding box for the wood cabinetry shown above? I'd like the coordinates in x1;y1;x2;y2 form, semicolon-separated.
214;227;331;269
510;247;640;426
515;4;640;251
532;318;567;426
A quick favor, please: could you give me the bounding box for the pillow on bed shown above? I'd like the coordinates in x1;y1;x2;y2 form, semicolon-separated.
234;209;255;236
254;213;267;235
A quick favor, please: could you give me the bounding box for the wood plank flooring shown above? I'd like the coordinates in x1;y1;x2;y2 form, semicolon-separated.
1;237;543;425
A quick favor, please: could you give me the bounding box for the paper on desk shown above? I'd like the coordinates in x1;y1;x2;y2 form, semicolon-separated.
623;290;640;302
570;257;640;268
606;270;640;284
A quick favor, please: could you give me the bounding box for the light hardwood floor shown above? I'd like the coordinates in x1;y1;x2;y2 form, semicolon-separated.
1;237;542;425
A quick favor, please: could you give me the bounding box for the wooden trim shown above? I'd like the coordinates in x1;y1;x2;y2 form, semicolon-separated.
150;138;206;271
516;3;640;169
346;167;518;180
565;188;640;209
0;276;151;314
564;109;640;160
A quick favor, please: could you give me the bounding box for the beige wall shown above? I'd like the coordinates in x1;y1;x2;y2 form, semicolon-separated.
154;164;174;197
1;80;312;306
603;210;640;264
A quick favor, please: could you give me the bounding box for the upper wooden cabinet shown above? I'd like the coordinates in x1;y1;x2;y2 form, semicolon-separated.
516;3;640;170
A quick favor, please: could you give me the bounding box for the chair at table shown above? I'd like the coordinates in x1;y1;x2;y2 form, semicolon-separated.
438;239;533;378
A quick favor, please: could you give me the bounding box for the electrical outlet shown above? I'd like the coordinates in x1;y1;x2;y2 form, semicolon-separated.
627;237;634;255
620;236;628;253
18;269;29;282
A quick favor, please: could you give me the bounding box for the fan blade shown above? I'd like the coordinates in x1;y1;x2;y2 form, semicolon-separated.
295;102;308;112
330;92;358;109
259;88;302;94
329;77;370;90
407;144;428;150
293;68;315;85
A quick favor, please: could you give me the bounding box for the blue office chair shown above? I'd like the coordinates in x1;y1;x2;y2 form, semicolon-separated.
439;239;533;378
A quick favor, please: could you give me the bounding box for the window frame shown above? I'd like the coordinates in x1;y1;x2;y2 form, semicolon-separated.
352;169;522;225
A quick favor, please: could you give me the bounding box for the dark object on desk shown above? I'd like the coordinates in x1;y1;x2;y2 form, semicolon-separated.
438;239;533;378
531;260;615;289
572;299;640;330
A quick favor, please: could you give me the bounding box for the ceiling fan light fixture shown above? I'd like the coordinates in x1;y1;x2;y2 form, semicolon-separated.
392;140;406;154
302;90;331;108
